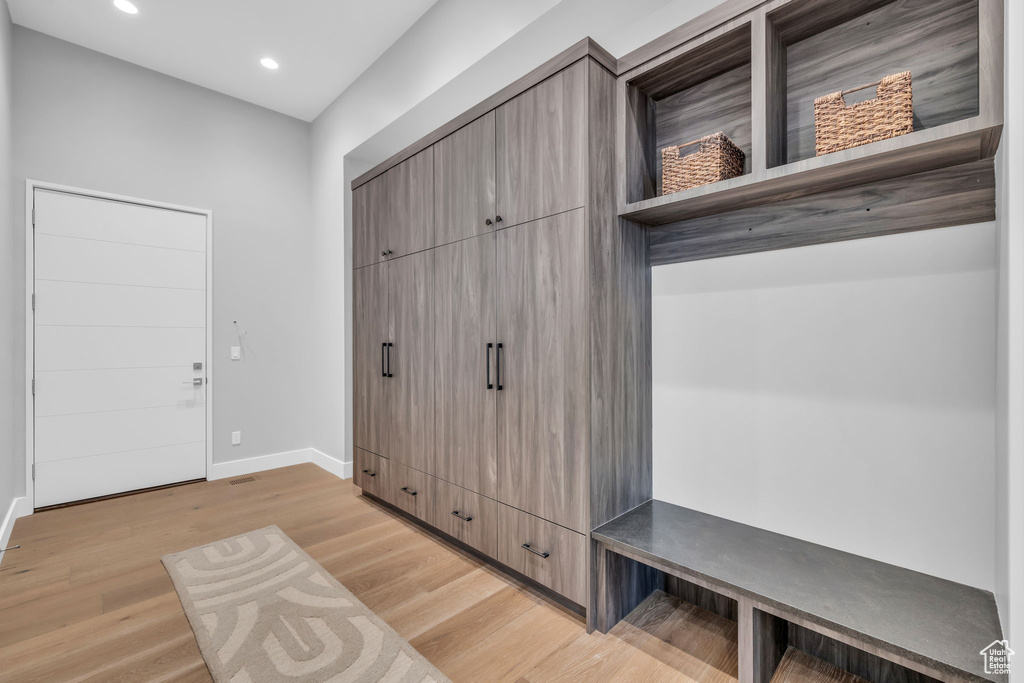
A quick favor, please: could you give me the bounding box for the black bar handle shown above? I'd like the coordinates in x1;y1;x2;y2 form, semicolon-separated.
451;510;473;522
486;343;493;389
381;343;387;378
386;342;393;378
362;469;376;478
496;342;503;391
400;486;417;496
521;543;549;558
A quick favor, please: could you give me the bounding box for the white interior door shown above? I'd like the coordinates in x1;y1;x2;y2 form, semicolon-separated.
32;189;209;507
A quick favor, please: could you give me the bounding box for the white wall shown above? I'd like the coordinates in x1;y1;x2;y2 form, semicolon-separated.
652;224;998;591
995;0;1024;649
11;28;317;489
310;0;726;467
0;3;15;525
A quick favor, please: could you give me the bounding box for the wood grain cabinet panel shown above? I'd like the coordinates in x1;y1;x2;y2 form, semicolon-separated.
432;478;498;558
387;147;435;259
497;504;587;605
389;462;432;523
353;263;388;456
434;112;496;245
496;61;587;228
387;251;434;473
433;234;498;498
354;448;389;500
352;174;388;269
496;209;588;533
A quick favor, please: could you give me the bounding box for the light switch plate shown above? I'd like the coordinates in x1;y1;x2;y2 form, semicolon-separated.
231;431;241;445
230;346;241;360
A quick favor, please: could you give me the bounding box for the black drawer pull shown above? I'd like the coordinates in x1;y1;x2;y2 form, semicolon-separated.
385;342;393;378
495;215;503;223
521;543;549;558
400;487;417;496
496;342;503;391
381;343;387;378
451;510;473;522
486;343;493;389
485;218;493;226
362;469;376;478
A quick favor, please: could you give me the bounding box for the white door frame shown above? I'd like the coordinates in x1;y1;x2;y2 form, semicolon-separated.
24;180;214;513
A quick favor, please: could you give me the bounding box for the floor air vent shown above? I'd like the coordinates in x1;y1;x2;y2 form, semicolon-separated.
229;475;259;485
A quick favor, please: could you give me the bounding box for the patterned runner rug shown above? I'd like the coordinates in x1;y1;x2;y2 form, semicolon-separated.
163;525;450;682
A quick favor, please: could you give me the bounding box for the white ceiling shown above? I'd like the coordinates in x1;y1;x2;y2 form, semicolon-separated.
7;0;438;121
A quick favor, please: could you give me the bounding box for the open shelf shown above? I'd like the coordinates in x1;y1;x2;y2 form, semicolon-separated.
617;0;1001;231
623;24;752;204
768;0;980;167
755;609;943;683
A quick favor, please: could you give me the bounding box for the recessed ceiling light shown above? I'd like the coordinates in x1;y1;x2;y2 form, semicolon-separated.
260;57;279;70
113;0;139;14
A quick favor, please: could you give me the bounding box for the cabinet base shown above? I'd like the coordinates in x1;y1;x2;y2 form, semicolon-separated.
359;489;586;618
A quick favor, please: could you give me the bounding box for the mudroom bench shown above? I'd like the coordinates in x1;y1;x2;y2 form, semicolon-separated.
590;500;1006;683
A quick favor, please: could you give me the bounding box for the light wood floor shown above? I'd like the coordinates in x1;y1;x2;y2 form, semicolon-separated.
0;464;740;682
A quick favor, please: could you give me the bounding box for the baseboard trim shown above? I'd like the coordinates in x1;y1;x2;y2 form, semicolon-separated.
208;448;351;481
0;496;30;567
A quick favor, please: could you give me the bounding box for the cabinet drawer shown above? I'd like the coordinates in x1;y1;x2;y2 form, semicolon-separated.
354;448;389;500
389;462;433;524
497;504;586;605
433;478;498;558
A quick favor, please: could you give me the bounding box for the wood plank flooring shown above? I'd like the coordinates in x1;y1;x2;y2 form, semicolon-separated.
0;464;739;682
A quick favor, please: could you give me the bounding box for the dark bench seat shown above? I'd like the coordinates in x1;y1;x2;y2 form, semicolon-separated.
590;500;1005;683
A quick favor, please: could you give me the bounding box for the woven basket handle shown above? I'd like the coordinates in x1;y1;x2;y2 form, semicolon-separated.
675;137;705;150
839;79;883;97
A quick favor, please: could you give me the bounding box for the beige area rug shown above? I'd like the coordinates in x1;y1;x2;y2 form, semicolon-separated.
163;525;450;683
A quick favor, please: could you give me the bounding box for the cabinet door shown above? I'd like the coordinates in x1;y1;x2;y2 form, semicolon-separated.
387;251;434;472
434;112;496;245
496;209;588;533
352;173;388;269
433;234;498;498
354;448;389;500
387;147;434;259
353;263;388;456
496;61;586;228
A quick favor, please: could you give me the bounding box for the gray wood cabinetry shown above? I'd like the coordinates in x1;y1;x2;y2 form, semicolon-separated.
354;448;389;500
352;51;649;612
434;112;496;245
352;173;388;269
353;148;435;268
497;504;587;605
389;462;432;522
353;263;388;456
432;478;499;558
496;60;587;228
388;147;435;259
386;251;434;472
433;234;497;498
496;209;589;534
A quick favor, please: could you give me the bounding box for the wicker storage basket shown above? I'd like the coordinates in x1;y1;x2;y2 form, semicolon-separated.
814;71;913;156
661;132;745;195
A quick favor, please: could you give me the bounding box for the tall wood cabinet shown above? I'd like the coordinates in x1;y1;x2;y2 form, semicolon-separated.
351;44;649;612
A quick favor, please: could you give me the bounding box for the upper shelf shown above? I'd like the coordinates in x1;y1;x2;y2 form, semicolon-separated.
617;0;1003;227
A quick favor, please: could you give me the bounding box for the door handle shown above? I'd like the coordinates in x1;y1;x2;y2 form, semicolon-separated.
400;486;417;496
521;543;549;558
182;378;203;386
381;342;387;378
451;510;473;522
362;469;376;477
486;343;493;389
386;342;393;378
496;343;503;391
